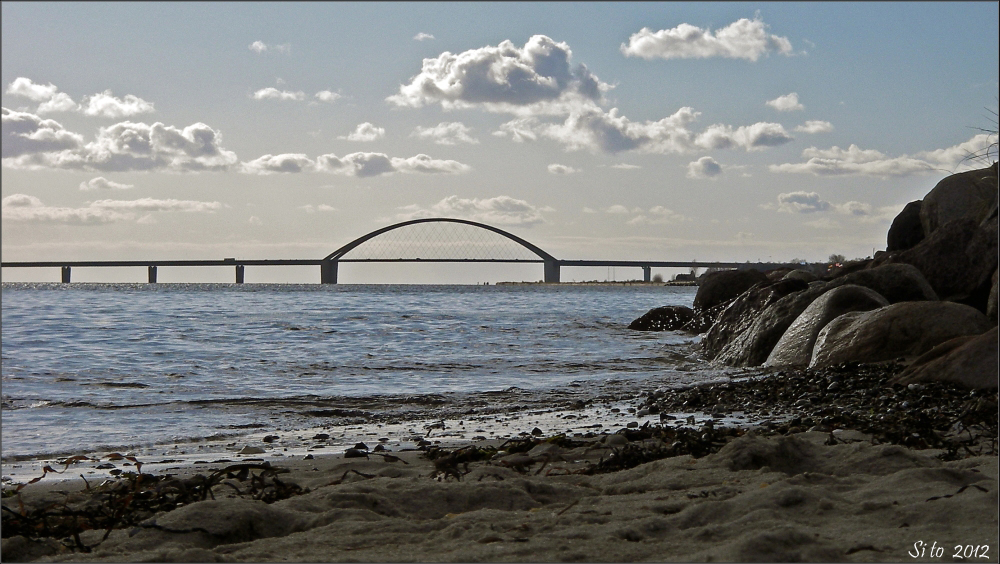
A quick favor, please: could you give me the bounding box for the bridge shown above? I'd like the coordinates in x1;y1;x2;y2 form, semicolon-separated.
1;217;791;283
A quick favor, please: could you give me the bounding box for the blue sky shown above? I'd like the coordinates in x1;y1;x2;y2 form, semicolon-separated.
2;2;997;283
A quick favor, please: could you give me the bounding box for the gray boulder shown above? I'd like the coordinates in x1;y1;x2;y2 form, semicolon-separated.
920;163;998;236
834;263;938;303
765;285;889;368
782;269;817;283
892;326;998;390
628;306;695;331
989;268;998;324
886;200;924;252
712;282;828;366
693;269;768;311
809;301;993;368
701;278;811;361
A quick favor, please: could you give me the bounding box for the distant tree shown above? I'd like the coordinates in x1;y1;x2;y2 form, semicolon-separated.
652;273;664;283
828;254;846;264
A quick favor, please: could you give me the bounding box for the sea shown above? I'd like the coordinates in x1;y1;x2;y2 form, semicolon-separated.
1;283;736;466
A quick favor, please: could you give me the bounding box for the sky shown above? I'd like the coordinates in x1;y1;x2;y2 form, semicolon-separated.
2;2;998;284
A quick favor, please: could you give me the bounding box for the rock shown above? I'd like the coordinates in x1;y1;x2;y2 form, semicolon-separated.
782;269;817;283
872;214;998;309
628;305;695;331
765;285;889;367
709;280;824;366
920;163;998;236
344;448;368;458
238;446;265;455
826;258;873;279
886;200;924;251
809;302;993;368
835;263;938;303
891;327;998;390
693;269;769;311
989;269;999;323
701;278;811;360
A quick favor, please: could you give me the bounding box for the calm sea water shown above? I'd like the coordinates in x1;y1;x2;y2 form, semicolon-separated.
1;283;717;459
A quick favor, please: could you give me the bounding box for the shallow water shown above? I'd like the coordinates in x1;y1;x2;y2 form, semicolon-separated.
1;283;725;459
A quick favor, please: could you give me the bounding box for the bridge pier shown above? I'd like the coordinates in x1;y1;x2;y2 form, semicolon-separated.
320;260;338;284
235;265;245;284
642;266;651;282
544;260;560;283
148;266;157;283
61;266;71;283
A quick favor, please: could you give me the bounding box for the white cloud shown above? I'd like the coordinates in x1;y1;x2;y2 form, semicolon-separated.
80;91;155;118
414;32;435;41
547;163;578;174
2;108;85;158
340;122;385;142
686;156;723;179
917;133;996;169
301;204;337;213
252;88;305;101
605;205;632;214
695;121;794;150
79;176;134;191
766;92;804;111
315;152;471;177
794;120;833;134
240;153;315;175
37;92;77;114
411;122;479;145
620;16;793;61
6;78;59;101
611;163;641;169
627;206;689;225
387;35;610;113
2;110;238;173
248;41;290;54
770;191;832;213
2;194;220;224
396;195;548;226
314;90;342;103
769;143;945;177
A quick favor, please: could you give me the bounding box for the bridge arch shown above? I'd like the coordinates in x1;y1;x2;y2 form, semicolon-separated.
321;218;560;283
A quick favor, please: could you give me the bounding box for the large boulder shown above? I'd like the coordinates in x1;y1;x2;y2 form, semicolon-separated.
886;200;924;252
892;326;998;390
700;278;810;360
920;163;998;236
870;214;998;308
988;268;999;324
628;306;695;331
782;269;817;283
765;285;889;367
711;281;828;366
809;301;993;368
834;263;938;303
693;269;768;311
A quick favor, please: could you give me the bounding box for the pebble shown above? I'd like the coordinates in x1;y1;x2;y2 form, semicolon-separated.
238;446;265;455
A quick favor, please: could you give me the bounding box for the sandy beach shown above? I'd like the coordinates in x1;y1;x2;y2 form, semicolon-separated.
4;404;997;562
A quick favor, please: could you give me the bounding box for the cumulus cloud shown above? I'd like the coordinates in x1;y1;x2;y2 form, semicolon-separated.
6;77;59;101
695;121;794;150
414;32;435;41
315;152;471;177
764;137;998;177
771;191;832;213
252;88;305;101
411;121;479;145
794;120;833;134
2;110;238;173
611;163;641;169
396;195;548;226
762;191;898;224
79;176;133;191
387;35;610;113
766;92;803;111
2;108;85;158
547;163;578;174
80;91;155;118
301;204;337;213
249;41;290;54
314;90;342;103
620;16;793;61
2;194;221;224
37;93;77;114
686;156;723;179
626;205;689;225
605;205;633;214
240;153;315;174
340;122;385;142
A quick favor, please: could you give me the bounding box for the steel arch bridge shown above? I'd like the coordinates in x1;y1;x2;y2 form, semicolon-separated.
319;218;561;283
